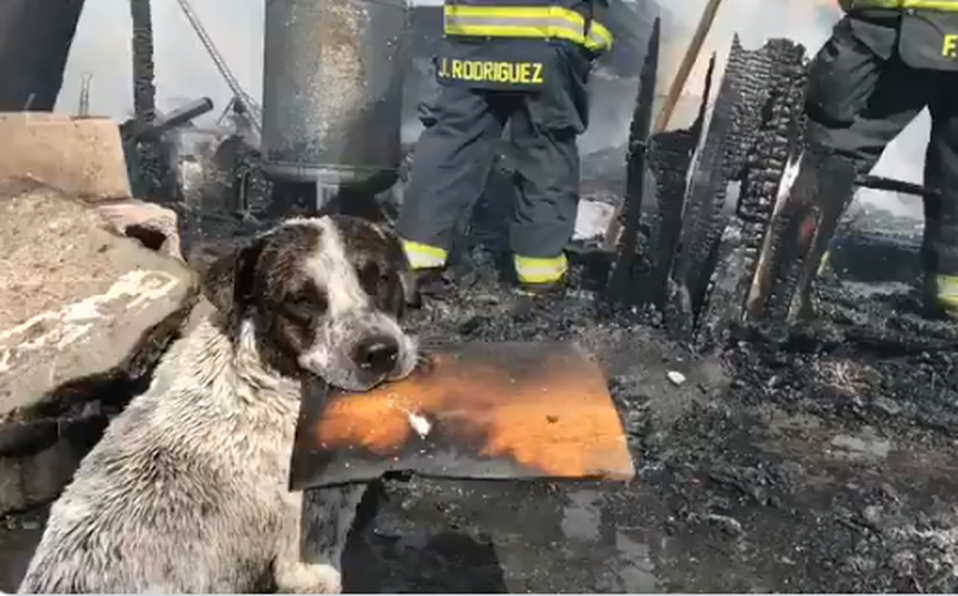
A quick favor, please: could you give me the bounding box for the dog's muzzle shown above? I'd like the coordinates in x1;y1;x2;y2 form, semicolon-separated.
351;334;400;381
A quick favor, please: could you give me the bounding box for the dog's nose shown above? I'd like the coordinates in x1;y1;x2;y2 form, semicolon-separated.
353;336;400;378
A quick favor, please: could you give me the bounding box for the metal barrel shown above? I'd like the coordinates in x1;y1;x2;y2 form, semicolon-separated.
261;0;411;194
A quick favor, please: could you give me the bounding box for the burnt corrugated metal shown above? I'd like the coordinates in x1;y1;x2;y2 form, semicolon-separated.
0;0;85;111
261;0;410;192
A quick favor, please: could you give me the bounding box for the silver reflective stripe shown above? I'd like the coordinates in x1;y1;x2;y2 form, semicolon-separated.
446;13;586;35
586;26;610;50
443;12;611;50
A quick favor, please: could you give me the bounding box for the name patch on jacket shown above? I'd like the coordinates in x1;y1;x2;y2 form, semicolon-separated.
438;58;545;85
945;34;958;58
435;38;557;90
899;11;958;71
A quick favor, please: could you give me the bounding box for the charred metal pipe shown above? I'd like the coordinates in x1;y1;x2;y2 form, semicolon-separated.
153;97;214;134
121;97;214;141
261;0;411;203
855;174;940;198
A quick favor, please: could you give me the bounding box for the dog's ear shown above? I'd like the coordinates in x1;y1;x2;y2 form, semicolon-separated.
372;222;419;306
201;238;265;316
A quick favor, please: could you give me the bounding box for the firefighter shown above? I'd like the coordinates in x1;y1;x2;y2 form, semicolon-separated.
768;0;958;321
396;0;613;298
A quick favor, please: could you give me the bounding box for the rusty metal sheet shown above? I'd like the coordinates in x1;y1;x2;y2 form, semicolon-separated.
289;341;635;489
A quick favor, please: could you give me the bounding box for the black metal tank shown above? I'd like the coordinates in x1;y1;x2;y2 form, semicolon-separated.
0;0;85;111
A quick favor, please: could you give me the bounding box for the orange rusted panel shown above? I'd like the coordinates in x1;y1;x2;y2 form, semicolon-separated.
289;341;635;489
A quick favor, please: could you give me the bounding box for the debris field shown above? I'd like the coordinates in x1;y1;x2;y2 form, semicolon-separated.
334;256;958;593
3;28;958;596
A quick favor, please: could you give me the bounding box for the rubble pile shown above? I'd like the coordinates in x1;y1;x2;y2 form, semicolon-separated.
330;247;958;593
4;128;958;593
830;201;925;285
0;179;195;516
0;116;196;523
332;35;958;594
0;113;132;201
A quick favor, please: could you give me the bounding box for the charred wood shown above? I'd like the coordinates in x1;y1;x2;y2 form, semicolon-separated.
607;18;661;306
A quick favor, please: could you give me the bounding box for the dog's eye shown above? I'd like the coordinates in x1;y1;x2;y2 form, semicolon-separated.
286;293;322;319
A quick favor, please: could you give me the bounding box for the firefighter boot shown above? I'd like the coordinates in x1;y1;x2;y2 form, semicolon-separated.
400;239;457;304
514;253;569;298
923;273;958;320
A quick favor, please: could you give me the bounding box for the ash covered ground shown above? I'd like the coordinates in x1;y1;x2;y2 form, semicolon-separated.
336;245;958;594
5;214;958;594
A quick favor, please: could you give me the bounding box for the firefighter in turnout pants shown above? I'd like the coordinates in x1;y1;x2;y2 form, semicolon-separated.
396;0;613;297
763;0;958;321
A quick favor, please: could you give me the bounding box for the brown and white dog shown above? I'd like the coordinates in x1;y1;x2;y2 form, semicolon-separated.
18;215;419;594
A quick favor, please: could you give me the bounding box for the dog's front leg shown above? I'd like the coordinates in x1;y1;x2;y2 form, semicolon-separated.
274;484;368;594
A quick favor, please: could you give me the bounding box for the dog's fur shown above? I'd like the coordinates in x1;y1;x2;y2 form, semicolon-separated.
18;215;418;594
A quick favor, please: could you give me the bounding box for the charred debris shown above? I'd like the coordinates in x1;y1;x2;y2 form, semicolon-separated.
382;32;958;590
111;5;958;446
5;3;958;591
588;27;958;454
38;0;952;456
100;0;957;446
422;22;958;459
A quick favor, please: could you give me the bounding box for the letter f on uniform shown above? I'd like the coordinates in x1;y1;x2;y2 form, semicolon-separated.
945;34;958;58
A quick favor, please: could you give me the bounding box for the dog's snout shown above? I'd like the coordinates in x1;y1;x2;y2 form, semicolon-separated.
353;335;400;378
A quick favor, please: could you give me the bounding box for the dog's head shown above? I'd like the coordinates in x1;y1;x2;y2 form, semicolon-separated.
202;215;418;391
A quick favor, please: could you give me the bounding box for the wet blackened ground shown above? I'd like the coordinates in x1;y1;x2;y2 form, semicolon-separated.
5;254;958;593
337;262;958;594
1;507;45;591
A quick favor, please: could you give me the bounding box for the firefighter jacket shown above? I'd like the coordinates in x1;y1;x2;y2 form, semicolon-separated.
838;0;958;69
435;0;613;90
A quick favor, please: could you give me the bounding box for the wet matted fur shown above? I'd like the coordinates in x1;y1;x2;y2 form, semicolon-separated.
18;215;418;593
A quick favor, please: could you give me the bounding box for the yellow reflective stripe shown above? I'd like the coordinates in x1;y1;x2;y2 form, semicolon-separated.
514;253;568;283
443;5;613;52
848;0;958;10
445;23;612;53
402;239;448;270
817;250;831;278
444;12;613;52
589;21;614;51
936;274;958;307
905;0;958;8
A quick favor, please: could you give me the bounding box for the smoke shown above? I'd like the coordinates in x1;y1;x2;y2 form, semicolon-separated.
661;0;833;85
860;111;929;219
56;0;263;126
